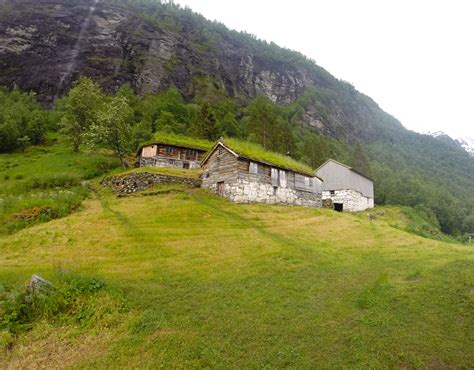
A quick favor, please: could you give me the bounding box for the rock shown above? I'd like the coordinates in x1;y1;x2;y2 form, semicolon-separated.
101;172;202;196
27;274;53;296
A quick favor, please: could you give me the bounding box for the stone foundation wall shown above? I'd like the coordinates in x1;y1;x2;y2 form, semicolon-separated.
101;172;202;196
139;157;201;169
205;178;322;208
322;189;373;212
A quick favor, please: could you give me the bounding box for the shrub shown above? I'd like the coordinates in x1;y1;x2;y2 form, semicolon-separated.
26;174;81;190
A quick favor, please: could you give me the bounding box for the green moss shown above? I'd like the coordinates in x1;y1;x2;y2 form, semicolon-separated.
222;138;316;176
138;131;214;152
116;166;202;179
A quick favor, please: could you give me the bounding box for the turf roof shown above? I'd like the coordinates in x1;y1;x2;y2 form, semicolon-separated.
219;138;317;177
137;131;214;154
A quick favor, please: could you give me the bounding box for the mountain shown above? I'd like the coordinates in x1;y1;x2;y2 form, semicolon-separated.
0;0;473;235
0;0;398;142
457;136;474;157
426;131;474;157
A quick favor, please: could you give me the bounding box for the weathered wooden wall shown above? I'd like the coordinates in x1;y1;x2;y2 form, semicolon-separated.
202;146;322;207
139;144;206;169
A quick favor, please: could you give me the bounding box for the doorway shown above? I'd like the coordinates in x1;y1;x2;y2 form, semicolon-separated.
334;203;343;212
217;181;225;196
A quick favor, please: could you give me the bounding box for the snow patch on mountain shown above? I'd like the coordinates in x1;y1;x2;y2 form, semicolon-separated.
425;131;474;157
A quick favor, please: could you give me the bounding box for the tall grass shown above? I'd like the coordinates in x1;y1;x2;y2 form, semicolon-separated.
0;272;126;342
0;136;120;234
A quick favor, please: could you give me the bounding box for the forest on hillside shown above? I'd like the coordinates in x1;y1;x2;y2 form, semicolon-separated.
1;79;473;239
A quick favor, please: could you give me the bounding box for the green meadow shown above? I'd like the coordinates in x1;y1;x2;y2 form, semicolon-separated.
0;143;473;368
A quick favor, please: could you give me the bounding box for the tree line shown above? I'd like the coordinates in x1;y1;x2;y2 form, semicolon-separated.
1;79;472;238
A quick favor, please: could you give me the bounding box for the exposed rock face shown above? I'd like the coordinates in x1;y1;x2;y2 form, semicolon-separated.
101;172;201;195
0;0;399;142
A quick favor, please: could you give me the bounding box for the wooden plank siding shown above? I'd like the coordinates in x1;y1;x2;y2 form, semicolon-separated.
141;144;205;161
139;144;207;169
316;160;373;198
201;146;240;188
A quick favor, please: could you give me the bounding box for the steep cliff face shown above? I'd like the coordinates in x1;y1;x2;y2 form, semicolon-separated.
0;0;398;143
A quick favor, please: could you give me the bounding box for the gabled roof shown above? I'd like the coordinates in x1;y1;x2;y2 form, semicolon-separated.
316;159;373;181
202;139;322;179
137;132;213;155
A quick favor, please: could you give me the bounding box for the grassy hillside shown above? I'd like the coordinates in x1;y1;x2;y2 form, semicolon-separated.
0;135;119;235
1;182;472;368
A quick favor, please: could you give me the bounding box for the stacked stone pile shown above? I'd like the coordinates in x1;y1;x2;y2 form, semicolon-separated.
101;172;202;196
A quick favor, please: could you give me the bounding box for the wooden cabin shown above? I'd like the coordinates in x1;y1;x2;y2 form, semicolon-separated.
201;140;323;207
137;142;208;169
315;159;374;212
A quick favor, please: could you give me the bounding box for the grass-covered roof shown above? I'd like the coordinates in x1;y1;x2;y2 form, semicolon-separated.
219;138;317;177
137;132;214;154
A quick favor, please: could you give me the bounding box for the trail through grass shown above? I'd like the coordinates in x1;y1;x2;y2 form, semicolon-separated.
1;185;472;368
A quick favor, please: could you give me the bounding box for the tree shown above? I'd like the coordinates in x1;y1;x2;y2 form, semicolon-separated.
61;77;104;152
351;142;372;178
191;103;219;140
244;95;279;149
85;96;133;168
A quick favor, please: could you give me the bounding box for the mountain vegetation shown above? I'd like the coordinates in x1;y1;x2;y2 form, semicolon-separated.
0;0;473;235
1;74;473;237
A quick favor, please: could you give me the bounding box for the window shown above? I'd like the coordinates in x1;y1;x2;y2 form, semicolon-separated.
186;149;197;157
330;190;335;195
304;176;310;187
218;147;224;155
279;170;287;188
249;162;258;174
271;168;279;187
165;146;173;154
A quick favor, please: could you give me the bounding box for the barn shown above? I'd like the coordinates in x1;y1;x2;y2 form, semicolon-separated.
201;139;323;207
137;136;210;169
315;159;374;212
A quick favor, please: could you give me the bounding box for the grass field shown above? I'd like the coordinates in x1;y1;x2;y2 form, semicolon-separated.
0;179;473;368
0;136;118;235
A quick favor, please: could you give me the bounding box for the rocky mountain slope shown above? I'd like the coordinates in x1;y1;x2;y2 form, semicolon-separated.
0;0;473;235
0;0;399;142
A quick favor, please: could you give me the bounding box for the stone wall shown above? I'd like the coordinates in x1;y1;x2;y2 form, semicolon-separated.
139;157;201;169
205;177;322;208
322;189;374;212
101;172;201;196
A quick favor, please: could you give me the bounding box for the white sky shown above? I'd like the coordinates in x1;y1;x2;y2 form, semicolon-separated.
174;0;474;138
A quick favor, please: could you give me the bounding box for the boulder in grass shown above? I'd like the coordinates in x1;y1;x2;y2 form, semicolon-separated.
27;274;53;296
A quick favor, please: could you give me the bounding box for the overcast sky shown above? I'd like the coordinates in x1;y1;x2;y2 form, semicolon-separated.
174;0;474;138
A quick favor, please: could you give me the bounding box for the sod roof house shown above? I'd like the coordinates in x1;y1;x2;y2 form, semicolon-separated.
201;139;323;207
315;159;374;212
137;134;212;169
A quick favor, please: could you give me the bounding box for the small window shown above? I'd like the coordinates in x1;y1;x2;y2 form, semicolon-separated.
330;190;335;195
271;168;279;187
279;170;287;187
218;147;224;155
273;186;278;195
165;146;173;154
249;162;258;174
